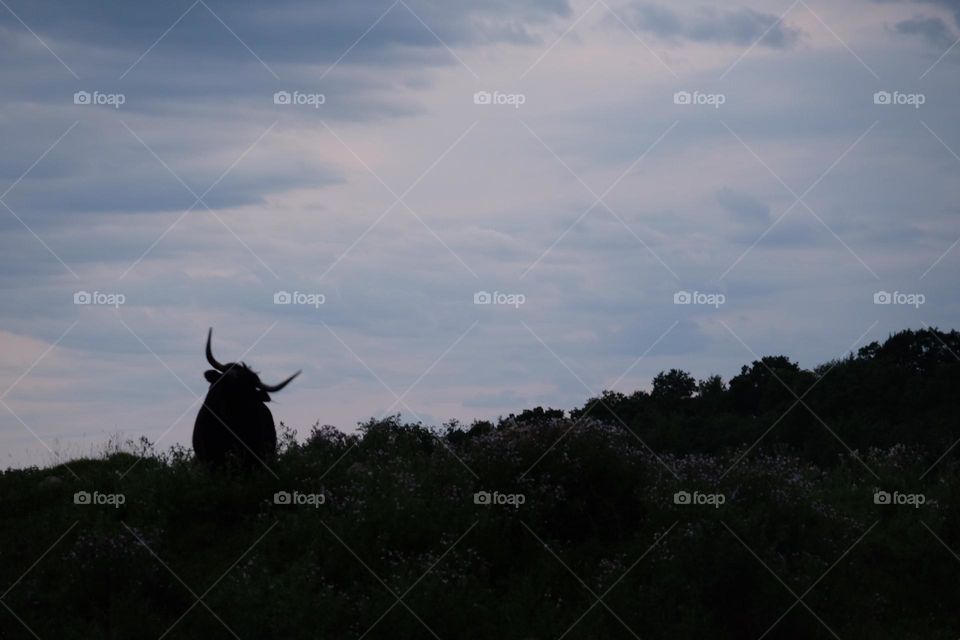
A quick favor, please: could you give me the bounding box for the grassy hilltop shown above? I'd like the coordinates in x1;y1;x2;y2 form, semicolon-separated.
1;328;959;639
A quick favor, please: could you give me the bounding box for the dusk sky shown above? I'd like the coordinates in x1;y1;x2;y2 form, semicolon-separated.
1;0;958;468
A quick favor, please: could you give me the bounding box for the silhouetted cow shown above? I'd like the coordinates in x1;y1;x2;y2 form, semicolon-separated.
193;328;300;468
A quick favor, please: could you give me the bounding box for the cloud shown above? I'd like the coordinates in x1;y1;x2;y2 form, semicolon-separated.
1;0;571;66
894;16;956;45
0;0;572;225
716;188;771;224
619;3;802;48
876;0;960;44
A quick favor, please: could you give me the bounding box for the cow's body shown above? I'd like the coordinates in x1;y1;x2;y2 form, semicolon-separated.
193;329;299;468
194;374;278;466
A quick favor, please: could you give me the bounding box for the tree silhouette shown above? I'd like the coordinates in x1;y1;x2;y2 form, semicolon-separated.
651;369;697;401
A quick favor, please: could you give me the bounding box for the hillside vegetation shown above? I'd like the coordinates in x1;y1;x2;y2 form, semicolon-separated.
1;328;958;639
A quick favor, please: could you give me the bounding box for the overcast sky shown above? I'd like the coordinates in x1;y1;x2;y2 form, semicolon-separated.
1;0;958;468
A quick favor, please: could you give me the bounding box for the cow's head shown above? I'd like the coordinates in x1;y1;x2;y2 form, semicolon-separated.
204;328;300;402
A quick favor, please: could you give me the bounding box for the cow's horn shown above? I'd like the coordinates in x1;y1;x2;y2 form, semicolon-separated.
205;328;226;371
259;370;300;393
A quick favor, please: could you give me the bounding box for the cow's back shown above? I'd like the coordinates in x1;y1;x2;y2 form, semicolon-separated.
193;390;277;467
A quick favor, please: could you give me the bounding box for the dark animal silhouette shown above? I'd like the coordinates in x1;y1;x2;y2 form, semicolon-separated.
193;328;300;468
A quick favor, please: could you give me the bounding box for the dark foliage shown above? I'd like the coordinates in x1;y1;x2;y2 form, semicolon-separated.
574;328;960;464
1;328;957;638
